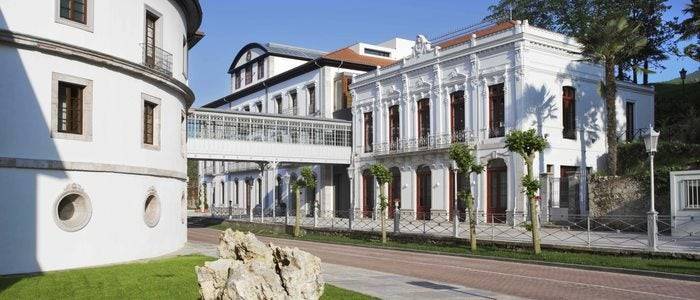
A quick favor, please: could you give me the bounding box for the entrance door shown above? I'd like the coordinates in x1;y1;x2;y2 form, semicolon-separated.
416;166;431;220
388;168;401;219
362;170;375;218
487;160;507;223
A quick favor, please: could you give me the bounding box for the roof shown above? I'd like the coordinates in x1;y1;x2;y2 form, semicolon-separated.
173;0;204;47
436;20;517;49
264;42;327;60
322;47;396;67
228;42;326;73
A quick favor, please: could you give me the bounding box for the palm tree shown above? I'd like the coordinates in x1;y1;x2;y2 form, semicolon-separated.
448;144;484;252
369;164;393;244
505;129;548;254
292;166;316;237
577;16;647;175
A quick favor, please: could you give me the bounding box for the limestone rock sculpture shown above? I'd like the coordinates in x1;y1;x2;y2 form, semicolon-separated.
196;229;324;300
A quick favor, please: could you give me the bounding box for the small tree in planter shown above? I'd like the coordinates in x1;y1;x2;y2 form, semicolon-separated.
448;143;484;252
369;163;393;244
293;166;317;237
505;129;548;254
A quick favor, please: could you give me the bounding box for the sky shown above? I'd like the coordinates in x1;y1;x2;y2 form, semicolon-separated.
189;0;700;107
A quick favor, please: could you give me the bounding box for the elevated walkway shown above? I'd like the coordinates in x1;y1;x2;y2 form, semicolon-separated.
186;108;352;164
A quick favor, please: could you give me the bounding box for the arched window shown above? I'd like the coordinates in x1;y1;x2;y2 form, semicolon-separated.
450;91;465;140
417;98;430;146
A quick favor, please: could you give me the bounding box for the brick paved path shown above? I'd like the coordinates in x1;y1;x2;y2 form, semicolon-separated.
189;227;700;300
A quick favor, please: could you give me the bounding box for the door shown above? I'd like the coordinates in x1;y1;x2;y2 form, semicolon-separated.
362;171;374;218
416;166;431;220
487;162;507;223
144;12;157;67
388;168;401;219
245;180;252;215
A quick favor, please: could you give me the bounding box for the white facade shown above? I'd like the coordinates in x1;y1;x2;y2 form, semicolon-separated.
0;0;202;274
349;20;654;221
199;39;413;217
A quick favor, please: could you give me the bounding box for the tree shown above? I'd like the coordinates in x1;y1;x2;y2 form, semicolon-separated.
448;144;484;253
578;16;647;175
292;166;317;237
505;129;548;254
369;164;393;244
676;0;700;61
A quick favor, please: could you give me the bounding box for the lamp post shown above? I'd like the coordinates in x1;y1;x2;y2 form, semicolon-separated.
680;68;687;94
643;124;660;251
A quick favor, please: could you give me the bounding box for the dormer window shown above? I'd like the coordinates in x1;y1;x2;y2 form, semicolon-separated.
245;65;252;85
255;102;263;113
257;60;264;79
235;71;241;89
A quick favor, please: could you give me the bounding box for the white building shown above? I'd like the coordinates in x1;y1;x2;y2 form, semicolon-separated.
198;39;413;217
0;0;203;274
349;20;654;222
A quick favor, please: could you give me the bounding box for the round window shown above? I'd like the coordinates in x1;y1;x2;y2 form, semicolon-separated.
54;192;91;232
144;194;161;227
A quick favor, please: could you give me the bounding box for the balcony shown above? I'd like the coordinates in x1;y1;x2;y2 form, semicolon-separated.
141;43;172;77
371;130;476;156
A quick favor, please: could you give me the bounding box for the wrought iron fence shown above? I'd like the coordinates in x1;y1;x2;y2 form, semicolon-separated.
141;43;172;76
207;207;700;254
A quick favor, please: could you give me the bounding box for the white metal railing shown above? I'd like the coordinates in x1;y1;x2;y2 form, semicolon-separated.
370;130;476;155
187;108;352;147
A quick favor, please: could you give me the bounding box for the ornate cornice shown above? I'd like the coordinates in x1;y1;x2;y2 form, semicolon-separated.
0;29;196;107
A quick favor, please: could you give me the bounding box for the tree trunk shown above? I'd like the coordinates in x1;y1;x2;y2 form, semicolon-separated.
294;188;301;237
605;61;619;175
526;158;541;255
643;60;649;85
466;185;477;253
380;184;387;244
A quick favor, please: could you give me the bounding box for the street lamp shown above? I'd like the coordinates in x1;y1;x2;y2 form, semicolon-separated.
643;124;660;251
680;68;687;94
451;161;459;237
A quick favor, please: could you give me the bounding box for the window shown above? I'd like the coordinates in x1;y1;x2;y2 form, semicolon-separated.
53;184;92;232
257;60;264;79
364;112;373;153
181;111;186;157
417;98;430;146
275;96;283;114
143;102;156;145
58;82;84;134
450;91;465;139
488;83;505;138
243;105;250;112
183;37;188;78
562;86;576;139
51;73;92;141
143;189;161;228
59;0;86;24
144;12;158;68
389;105;400;150
681;179;700;209
245;65;253;85
334;75;353;111
255;102;262;113
235;71;241;89
141;93;161;150
290;91;298;115
626;102;635;141
308;86;316;115
364;48;391;57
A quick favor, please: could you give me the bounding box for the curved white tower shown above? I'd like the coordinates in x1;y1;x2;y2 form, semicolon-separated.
0;0;203;274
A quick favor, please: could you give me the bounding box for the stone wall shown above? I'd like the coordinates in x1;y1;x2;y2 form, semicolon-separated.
588;176;648;217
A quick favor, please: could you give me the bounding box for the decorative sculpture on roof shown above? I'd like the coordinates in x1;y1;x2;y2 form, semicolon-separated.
412;35;432;57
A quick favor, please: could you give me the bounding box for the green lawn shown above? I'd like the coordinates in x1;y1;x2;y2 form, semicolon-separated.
211;221;700;276
0;255;373;300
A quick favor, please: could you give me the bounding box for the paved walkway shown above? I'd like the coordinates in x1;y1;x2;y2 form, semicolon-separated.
189;227;700;300
177;242;516;299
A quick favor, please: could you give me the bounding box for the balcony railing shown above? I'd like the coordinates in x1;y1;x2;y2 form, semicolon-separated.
141;43;173;77
371;130;476;155
187;109;352;147
488;122;505;138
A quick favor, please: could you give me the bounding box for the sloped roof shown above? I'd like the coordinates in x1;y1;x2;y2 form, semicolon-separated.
322;47;396;67
264;42;327;60
436;21;517;49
